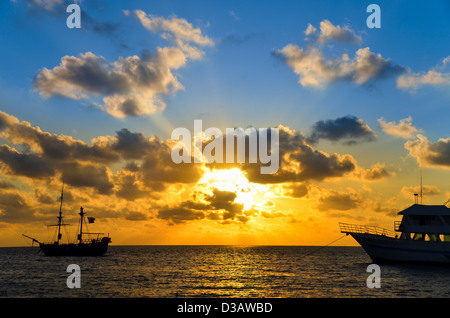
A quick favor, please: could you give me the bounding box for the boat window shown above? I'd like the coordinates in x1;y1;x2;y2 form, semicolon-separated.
426;234;437;242
419;216;425;225
440;234;450;242
413;233;424;240
443;216;450;226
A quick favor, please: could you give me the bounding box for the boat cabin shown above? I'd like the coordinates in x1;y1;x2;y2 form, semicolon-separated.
396;204;450;242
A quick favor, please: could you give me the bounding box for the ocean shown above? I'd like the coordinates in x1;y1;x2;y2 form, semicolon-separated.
2;245;450;299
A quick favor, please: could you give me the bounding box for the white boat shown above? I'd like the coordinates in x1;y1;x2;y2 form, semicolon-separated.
340;203;450;264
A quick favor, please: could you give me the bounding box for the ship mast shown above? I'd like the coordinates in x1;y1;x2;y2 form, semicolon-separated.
56;183;64;244
78;206;84;244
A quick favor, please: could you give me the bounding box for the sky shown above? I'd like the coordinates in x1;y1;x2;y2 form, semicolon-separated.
0;0;450;247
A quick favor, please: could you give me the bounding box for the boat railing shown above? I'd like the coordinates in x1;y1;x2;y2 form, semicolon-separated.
339;222;397;238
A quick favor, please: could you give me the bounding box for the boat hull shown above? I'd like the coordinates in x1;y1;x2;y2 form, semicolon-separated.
350;233;450;264
39;238;111;256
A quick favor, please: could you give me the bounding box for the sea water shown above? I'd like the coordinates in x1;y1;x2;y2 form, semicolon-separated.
2;245;450;298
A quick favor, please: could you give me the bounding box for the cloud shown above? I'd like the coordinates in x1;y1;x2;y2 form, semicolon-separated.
401;185;441;198
0;110;117;163
228;10;239;21
133;9;214;60
242;125;357;184
24;0;64;12
219;32;262;46
205;188;244;220
33;11;213;118
0;145;55;179
157;188;245;224
405;134;450;168
315;189;362;212
59;162;114;194
397;70;450;92
354;163;391;181
0;110;397;228
378;116;420;139
199;123;358;184
0;190;35;223
139;137;203;189
33;49;186;118
34;188;56;204
274;45;403;88
157;207;205;225
397;56;450;93
0;179;15;189
274;20;405;88
307;115;376;145
0;110;202;195
316;20;361;44
114;170;148;201
282;183;309;198
16;0;124;39
304;23;317;36
201;122;372;185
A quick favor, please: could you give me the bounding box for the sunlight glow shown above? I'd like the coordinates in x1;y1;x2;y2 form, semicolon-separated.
199;168;271;210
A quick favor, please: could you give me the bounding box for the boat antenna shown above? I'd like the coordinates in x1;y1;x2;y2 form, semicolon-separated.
420;167;423;204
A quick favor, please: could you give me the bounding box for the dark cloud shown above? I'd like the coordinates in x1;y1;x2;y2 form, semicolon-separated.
0;110;118;163
0;145;55;179
59;162;113;194
34;188;56;204
428;139;450;166
112;128;153;160
307;115;376;145
124;211;148;221
205;189;243;220
114;171;149;201
242;125;356;184
140;138;202;187
405;135;450;168
283;183;309;198
0;190;35;223
157;188;245;224
316;191;361;211
33;53;130;96
157;207;205;225
200;123;359;184
0;110;203;197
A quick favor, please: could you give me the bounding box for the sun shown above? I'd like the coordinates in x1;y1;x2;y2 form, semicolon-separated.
198;168;270;210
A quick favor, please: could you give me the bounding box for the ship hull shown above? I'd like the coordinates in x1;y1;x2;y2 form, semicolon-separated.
39;238;110;256
350;233;450;264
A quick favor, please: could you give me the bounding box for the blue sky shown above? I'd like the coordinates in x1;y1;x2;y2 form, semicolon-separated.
1;0;450;246
1;0;449;140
